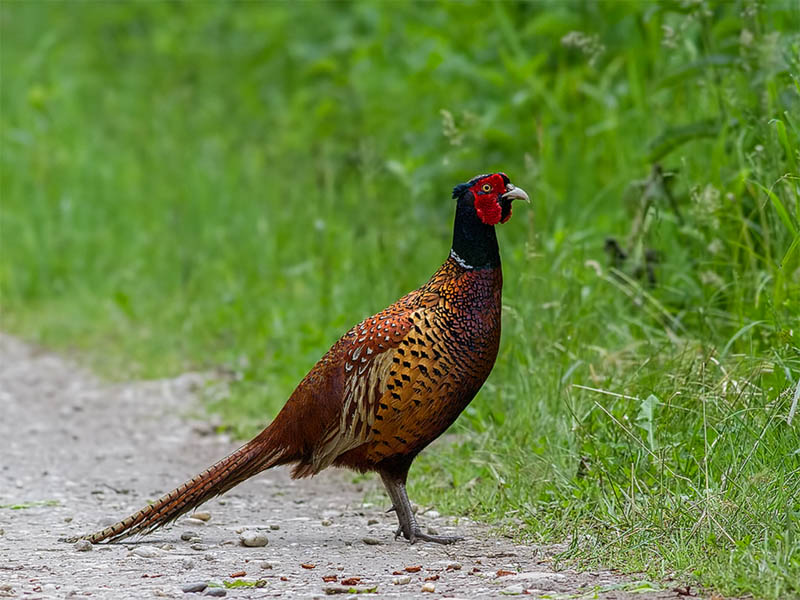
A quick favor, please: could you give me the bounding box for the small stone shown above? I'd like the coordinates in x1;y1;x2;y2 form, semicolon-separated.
159;543;174;551
259;562;274;570
240;531;268;547
426;526;439;535
64;517;73;523
421;582;435;593
190;543;209;551
203;589;226;597
73;539;93;552
393;576;411;585
425;510;440;518
180;559;195;570
132;545;160;558
182;582;207;593
191;511;211;521
181;531;199;541
501;584;524;595
269;524;280;530
367;518;379;525
447;562;462;571
184;517;206;527
321;519;332;527
362;537;382;545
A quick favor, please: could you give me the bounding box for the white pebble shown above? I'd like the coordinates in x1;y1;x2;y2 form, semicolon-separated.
393;576;411;585
73;539;92;552
421;582;435;593
501;584;524;595
131;545;160;558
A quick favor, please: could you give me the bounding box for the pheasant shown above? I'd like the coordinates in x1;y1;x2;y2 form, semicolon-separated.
74;172;529;545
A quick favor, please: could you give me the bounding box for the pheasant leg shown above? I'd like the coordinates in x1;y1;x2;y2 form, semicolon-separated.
380;472;464;545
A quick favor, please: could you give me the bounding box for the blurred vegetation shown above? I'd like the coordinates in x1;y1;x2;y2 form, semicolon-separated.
1;1;798;597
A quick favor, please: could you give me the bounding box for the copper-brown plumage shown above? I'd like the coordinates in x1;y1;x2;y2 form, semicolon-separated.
74;172;529;545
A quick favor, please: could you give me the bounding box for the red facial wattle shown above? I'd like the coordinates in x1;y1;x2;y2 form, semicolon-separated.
469;173;511;226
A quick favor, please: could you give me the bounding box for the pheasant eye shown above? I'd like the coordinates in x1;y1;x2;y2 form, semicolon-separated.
481;184;492;192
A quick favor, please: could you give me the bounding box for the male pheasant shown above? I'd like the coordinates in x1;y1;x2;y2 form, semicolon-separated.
75;173;529;545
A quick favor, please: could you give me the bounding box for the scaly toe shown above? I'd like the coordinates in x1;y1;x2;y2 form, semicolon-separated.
408;528;464;545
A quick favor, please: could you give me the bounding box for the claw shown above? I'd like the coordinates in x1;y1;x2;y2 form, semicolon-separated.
386;505;396;514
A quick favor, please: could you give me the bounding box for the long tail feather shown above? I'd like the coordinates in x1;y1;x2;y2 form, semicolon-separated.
77;438;285;544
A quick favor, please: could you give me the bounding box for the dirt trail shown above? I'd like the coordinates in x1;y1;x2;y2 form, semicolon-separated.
0;334;683;599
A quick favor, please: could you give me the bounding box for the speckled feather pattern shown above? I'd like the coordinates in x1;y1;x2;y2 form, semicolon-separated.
284;256;502;477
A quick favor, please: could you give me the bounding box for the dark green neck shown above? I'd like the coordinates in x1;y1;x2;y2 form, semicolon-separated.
450;198;500;270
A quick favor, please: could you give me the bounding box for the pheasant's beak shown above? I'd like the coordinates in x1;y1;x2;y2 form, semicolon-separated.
502;184;530;203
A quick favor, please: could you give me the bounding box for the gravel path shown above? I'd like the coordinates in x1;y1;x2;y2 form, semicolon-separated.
0;333;685;599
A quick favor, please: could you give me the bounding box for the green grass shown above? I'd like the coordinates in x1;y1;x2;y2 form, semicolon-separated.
2;1;798;597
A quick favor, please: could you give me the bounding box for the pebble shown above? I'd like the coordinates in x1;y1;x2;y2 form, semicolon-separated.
260;561;274;570
191;511;211;521
180;559;195;570
426;526;439;535
159;543;174;551
181;531;200;541
203;589;226;597
182;582;208;593
421;582;436;593
425;510;440;518
501;584;525;595
190;543;209;551
64;517;73;523
367;518;379;525
269;524;280;530
392;576;411;585
362;537;382;545
240;531;269;547
73;539;92;552
184;517;206;527
132;545;160;558
321;519;332;527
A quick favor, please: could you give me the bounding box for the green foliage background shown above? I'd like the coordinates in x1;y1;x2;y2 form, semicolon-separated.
2;1;798;597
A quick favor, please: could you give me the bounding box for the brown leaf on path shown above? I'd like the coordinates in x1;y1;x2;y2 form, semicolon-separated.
301;563;316;569
229;570;246;578
404;565;422;573
424;575;439;581
392;571;403;575
322;575;338;582
496;569;515;577
340;577;361;585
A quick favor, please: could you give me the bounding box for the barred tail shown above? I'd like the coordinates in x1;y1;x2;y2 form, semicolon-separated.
78;437;286;544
